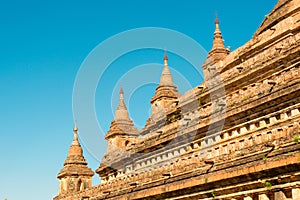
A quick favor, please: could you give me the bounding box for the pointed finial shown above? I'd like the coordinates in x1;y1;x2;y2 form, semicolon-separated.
73;122;78;132
215;12;219;24
72;122;79;142
208;12;229;62
114;86;130;121
119;83;124;101
164;49;168;61
120;82;124;95
164;49;168;67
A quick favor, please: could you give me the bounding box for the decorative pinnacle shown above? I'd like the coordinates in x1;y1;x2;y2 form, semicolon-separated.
164;49;168;61
215;12;219;24
73;122;78;141
119;85;124;102
208;13;229;61
211;14;225;50
73;122;78;132
119;81;124;94
164;49;168;67
114;86;130;121
159;50;175;86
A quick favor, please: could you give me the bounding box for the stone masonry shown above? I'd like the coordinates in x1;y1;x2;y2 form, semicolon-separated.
54;0;300;199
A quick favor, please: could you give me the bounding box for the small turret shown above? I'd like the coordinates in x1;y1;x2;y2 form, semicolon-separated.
104;87;139;150
207;15;230;62
202;16;230;81
96;88;139;182
150;51;180;118
57;124;94;195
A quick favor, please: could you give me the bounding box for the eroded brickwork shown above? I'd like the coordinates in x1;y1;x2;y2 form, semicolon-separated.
54;0;300;199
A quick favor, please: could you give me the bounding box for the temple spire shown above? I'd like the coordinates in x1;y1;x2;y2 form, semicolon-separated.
114;87;130;121
66;124;84;162
104;87;138;140
212;15;225;50
73;122;78;132
72;122;79;144
164;49;168;65
159;50;175;87
57;124;94;195
208;15;230;62
150;51;180;116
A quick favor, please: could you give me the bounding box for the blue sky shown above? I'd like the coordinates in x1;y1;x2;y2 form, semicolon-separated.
0;0;277;199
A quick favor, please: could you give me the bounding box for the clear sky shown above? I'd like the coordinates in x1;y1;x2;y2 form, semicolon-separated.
0;0;278;199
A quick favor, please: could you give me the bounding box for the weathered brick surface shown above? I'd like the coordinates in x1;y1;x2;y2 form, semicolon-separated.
54;0;300;199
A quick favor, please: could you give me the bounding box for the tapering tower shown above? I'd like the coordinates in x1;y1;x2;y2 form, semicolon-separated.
208;16;230;62
57;124;94;195
104;87;139;151
150;51;180;118
203;16;230;80
96;88;139;182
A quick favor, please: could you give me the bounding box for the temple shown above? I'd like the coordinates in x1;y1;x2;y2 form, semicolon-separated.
57;124;94;194
55;0;300;199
